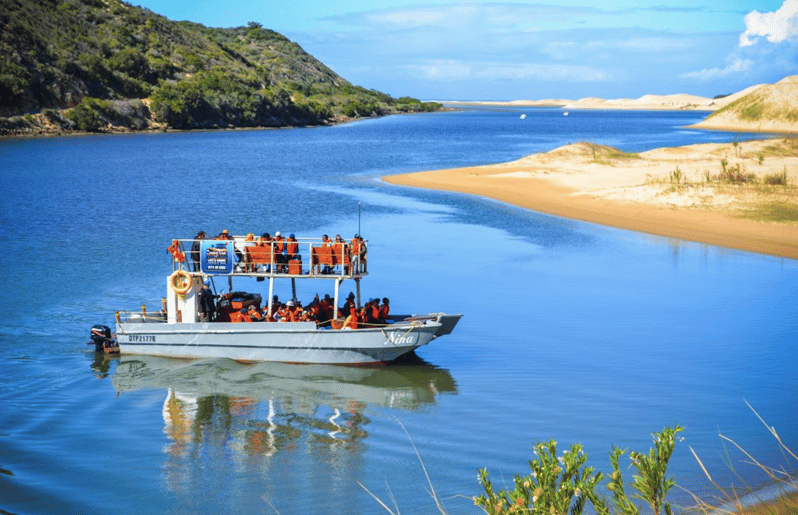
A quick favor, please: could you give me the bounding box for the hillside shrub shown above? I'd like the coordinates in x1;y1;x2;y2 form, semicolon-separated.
763;168;788;185
65;100;102;131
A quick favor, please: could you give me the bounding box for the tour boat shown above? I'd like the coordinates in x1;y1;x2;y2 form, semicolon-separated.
93;234;461;365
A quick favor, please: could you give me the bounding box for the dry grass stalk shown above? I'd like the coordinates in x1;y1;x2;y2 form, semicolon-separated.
687;401;797;515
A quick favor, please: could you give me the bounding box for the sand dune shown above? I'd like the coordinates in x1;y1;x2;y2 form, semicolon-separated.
385;139;798;259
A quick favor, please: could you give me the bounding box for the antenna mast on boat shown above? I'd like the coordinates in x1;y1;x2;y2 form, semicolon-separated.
358;201;361;236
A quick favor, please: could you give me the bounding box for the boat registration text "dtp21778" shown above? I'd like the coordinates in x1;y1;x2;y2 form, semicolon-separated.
127;335;157;343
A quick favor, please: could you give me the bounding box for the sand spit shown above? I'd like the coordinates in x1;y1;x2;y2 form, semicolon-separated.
384;139;798;259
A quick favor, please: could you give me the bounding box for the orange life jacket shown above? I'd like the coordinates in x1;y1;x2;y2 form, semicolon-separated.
285;307;301;322
167;240;186;263
346;305;358;329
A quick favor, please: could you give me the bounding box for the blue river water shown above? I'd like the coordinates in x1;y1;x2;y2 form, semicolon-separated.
1;107;796;515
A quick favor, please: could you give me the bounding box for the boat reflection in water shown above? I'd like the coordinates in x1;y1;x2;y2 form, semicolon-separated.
112;355;456;466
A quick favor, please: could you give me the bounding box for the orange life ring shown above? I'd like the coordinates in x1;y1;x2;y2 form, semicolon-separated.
169;270;193;295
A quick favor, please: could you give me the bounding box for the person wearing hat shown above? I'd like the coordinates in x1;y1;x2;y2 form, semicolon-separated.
281;300;301;322
247;304;263;321
198;279;216;322
216;229;232;240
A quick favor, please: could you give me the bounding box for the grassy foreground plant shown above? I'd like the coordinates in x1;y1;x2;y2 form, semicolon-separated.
474;425;684;515
475;439;602;515
591;425;685;515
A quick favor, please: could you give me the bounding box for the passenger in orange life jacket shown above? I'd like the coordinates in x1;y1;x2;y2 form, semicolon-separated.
282;300;301;322
286;233;299;261
319;294;333;325
379;297;390;322
359;301;370;326
360;298;380;326
350;234;367;273
273;231;285;253
256;233;273;272
341;292;356;315
247;305;263;321
369;299;381;323
235;233;255;271
239;308;252;323
319;234;333;274
343;301;358;329
350;235;361;273
332;234;347;272
305;301;320;323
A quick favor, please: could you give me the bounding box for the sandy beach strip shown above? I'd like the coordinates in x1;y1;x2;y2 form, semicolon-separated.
383;140;798;260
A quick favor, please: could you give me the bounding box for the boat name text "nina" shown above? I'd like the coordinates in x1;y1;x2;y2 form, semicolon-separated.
386;332;417;345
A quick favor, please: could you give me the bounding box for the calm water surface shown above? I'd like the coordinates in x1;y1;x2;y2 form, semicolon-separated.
1;108;796;514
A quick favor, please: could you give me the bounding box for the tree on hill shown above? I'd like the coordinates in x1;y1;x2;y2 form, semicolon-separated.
0;0;440;134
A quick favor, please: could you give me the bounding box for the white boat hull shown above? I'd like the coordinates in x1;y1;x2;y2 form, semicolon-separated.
116;317;451;364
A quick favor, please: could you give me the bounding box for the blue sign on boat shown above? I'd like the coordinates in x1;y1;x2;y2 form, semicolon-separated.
201;241;234;275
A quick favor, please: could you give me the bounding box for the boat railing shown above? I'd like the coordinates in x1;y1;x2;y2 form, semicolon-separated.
168;236;368;280
116;306;168;324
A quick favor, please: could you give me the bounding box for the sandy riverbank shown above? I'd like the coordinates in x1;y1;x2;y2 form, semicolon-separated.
384;139;798;259
441;83;766;112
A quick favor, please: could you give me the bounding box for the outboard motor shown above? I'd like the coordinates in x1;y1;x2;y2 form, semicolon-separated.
89;325;118;353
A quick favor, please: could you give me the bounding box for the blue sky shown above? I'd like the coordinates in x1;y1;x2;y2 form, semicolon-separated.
131;0;797;100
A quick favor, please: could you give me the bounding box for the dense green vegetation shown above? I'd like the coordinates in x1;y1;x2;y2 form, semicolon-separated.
707;89;798;124
475;426;684;515
0;0;441;134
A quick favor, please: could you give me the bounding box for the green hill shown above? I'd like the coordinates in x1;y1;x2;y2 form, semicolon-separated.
695;75;798;133
0;0;440;135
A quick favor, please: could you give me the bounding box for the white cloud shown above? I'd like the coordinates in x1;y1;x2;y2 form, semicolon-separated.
404;61;611;83
584;37;690;53
404;61;473;81
352;3;604;32
679;58;753;82
739;0;798;47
